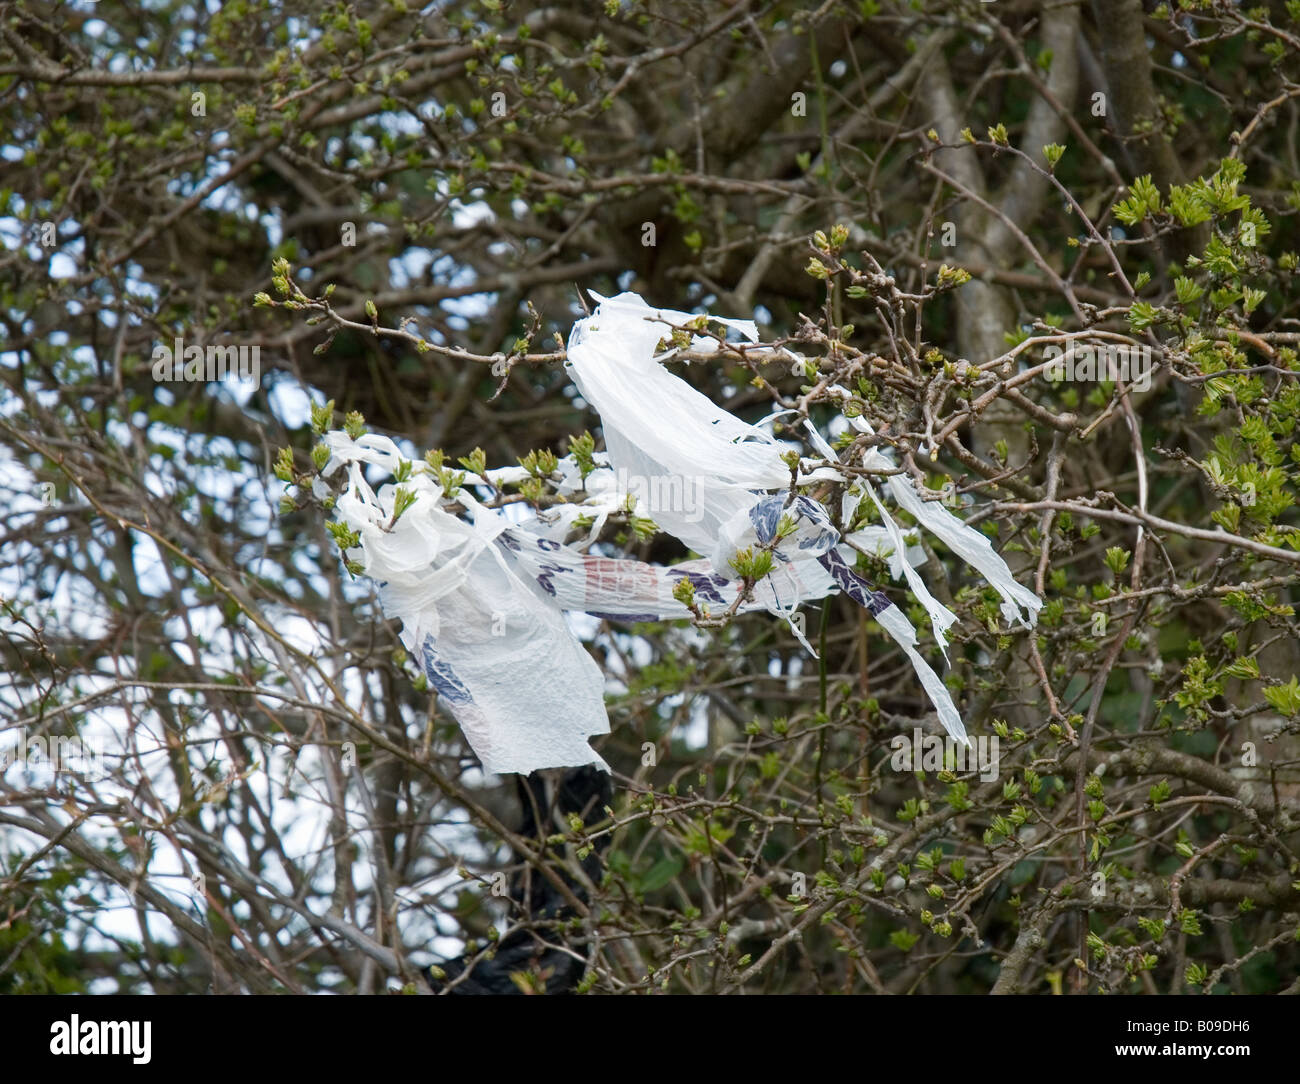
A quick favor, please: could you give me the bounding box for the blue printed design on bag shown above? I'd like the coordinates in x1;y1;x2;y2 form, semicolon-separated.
749;494;838;560
790;495;838;554
534;561;572;597
421;634;473;704
748;496;784;544
667;569;728;605
818;550;891;615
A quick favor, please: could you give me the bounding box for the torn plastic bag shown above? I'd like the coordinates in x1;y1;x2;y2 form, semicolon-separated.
564;291;1043;745
322;432;612;776
498;525;832;625
801;418;959;655
319;434;846;770
314;289;1038;765
565;290;789;564
843;412;1043;629
722;492;969;743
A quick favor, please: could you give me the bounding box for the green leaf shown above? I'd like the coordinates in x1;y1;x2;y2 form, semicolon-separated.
889;929;920;951
638;856;683;893
1264;676;1300;716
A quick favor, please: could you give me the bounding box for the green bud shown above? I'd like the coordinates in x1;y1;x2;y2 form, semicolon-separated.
311;399;335;435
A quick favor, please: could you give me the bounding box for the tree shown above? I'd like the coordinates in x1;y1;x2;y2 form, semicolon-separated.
1;0;1297;995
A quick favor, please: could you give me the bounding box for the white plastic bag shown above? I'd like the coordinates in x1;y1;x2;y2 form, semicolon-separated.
314;290;1040;768
565;291;788;563
565;291;1045;746
321;434;838;771
323;433;613;776
845;413;1043;629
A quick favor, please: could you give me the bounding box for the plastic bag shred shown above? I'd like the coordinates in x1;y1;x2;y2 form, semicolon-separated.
317;290;1042;774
